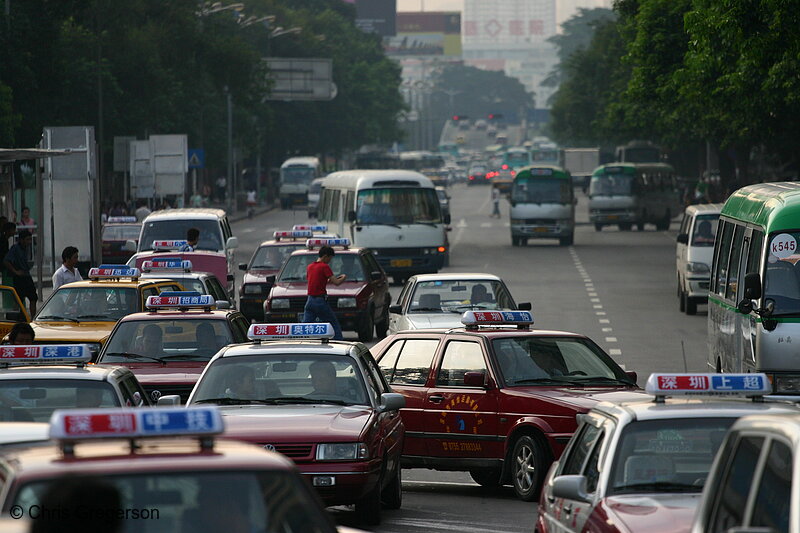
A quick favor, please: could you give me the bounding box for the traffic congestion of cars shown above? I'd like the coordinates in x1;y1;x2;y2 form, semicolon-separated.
1;152;798;533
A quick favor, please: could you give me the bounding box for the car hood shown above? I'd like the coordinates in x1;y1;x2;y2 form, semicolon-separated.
603;494;701;533
120;362;209;385
218;405;373;442
271;282;366;298
504;387;647;411
243;270;279;284
404;313;464;329
30;322;115;343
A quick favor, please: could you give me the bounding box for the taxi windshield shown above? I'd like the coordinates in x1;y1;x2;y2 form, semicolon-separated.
191;354;369;406
36;287;138;322
0;379;119;422
251;244;303;270
491;337;632;386
13;471;334;533
101;319;233;362
102;224;141;241
607;417;736;494
278;254;365;282
139;219;223;252
590;174;633;196
409;280;515;312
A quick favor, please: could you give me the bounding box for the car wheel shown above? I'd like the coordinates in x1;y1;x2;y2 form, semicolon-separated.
355;477;382;526
637;220;645;231
618;223;632;231
559;234;573;246
594;223;602;232
469;468;502;487
358;310;374;343
511;435;546;501
382;463;402;510
679;285;686;312
686;297;697;315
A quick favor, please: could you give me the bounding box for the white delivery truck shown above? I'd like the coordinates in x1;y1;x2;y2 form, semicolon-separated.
562;148;600;189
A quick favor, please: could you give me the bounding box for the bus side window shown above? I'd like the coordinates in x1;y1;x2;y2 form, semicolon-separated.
318;189;331;221
746;230;764;278
345;191;355;215
714;221;734;297
725;225;745;301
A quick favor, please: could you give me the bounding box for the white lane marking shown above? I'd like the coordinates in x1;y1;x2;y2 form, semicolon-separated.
609;349;622;355
588;292;598;297
606;337;618;342
593;305;603;309
241;228;255;233
583;279;592;283
596;311;607;316
388;517;506;533
457;218;468;228
480;222;492;228
602;327;613;332
599;319;610;324
590;298;600;303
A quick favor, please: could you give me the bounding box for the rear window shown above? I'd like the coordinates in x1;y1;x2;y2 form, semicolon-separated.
691;214;719;246
0;379;119;422
102;225;141;241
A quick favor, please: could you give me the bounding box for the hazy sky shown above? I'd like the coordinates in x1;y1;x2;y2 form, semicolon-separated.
397;0;464;11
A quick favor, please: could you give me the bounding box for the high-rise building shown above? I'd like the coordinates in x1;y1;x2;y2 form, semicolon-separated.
462;0;558;106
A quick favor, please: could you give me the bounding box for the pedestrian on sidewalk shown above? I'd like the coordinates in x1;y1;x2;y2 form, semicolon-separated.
303;245;346;340
0;222;16;286
4;229;37;316
491;186;501;218
52;246;82;291
135;200;151;221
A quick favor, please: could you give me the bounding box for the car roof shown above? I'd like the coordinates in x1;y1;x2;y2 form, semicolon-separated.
591;397;800;423
144;208;226;221
389;327;586;339
117;309;236;323
58;278;175;289
0;365;125;381
728;412;800;444
139;271;214;281
288;247;365;256
684;203;723;216
256;239;308;247
217;340;359;359
409;272;503;282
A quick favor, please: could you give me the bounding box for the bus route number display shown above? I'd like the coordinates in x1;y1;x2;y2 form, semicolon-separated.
771;233;797;259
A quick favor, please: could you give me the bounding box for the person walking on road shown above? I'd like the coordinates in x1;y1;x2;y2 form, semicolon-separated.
302;245;346;340
491;186;501;218
52;246;82;290
0;222;16;286
4;229;37;316
135;200;151;221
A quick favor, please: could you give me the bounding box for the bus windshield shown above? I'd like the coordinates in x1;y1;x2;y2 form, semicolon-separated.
356;188;442;225
512;178;571;204
590;174;633;196
532;150;559;163
505;152;530;168
764;232;800;315
281;166;315;184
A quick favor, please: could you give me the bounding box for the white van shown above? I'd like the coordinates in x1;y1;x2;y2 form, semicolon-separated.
280;156;321;209
316;170;450;283
675;203;722;314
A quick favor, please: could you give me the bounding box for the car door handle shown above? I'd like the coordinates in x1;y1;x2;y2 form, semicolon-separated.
563;504;573;515
546;495;555;504
428;395;444;403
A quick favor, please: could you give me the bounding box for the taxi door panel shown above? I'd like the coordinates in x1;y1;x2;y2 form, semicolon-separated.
0;286;30;339
422;340;500;459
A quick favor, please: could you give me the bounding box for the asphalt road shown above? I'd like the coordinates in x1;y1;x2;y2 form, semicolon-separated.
230;183;708;532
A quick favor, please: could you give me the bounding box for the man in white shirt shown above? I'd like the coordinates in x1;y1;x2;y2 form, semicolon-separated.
52;246;82;290
135;200;151;222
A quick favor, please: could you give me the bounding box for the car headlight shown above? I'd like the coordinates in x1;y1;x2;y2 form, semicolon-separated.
316;443;369;461
270;299;290;309
686;262;710;273
337;297;357;308
773;374;800;394
244;284;265;295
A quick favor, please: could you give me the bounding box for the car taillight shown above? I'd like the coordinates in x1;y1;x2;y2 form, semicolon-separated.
469;175;475;180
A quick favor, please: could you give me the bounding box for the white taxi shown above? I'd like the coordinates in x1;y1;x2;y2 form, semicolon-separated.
537;373;800;533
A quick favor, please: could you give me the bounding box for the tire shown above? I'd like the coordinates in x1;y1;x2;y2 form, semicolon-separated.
382;463;402;510
686;297;697;315
511;435;546;501
358;310;374;343
559;234;573;246
618;223;632;231
594;223;603;232
375;306;389;339
656;211;671;231
355;479;382;526
520;237;528;246
511;236;520;247
469;468;503;487
636;221;645;231
679;287;686;312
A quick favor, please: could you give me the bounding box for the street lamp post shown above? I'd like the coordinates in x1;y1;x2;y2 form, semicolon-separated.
225;85;233;211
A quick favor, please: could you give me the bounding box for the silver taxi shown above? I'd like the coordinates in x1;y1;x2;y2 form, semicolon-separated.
537;373;800;533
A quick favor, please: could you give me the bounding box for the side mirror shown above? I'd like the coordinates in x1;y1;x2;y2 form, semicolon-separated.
743;272;762;300
156;395;181;406
517;302;532;311
124;240;137;252
266;275;276;284
443;213;451;225
226;236;239;249
215;300;231;309
551;475;591;504
238;263;248;271
347;210;357;223
389;304;402;314
677;233;689;244
737;299;754;314
370;271;383;282
379;392;405;413
463;371;486;387
625;370;638;383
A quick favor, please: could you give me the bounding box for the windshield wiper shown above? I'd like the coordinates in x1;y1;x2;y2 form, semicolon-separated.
77;314;113;320
612;481;699;493
511;377;586;386
410;307;444;313
194;398;274;405
569;376;636;386
279;277;303;281
269;396;349;406
159;354;210;361
358;222;402;229
104;352;165;365
36;315;78;323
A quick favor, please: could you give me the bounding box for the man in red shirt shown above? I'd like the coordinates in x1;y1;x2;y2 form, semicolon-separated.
303;245;346;339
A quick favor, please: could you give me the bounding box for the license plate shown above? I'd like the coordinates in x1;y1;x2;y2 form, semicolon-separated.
607;215;619;220
534;227;548;233
391;259;413;268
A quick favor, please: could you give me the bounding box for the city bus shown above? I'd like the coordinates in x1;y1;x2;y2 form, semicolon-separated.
279;156;321;209
588;162;681;231
316;170;450;283
708;182;800;397
615;140;661;163
398;151;445;172
503;147;533;169
531;142;561;165
509;166;575;246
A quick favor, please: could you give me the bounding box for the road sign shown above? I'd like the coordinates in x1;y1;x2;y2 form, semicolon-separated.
264;58;334;101
188;149;205;169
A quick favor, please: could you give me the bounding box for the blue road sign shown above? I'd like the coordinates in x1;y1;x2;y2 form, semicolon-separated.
188;149;205;169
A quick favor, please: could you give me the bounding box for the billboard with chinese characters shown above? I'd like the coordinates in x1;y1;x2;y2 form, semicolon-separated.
385;12;462;58
352;0;396;37
463;0;556;45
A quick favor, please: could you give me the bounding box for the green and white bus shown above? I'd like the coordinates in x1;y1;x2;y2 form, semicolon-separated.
708;182;800;396
509;166;574;246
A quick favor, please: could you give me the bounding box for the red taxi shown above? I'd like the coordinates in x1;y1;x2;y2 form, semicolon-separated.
187;322;405;526
96;292;250;404
371;310;646;500
0;406;340;533
238;229;317;322
101;216;141;264
264;238;391;342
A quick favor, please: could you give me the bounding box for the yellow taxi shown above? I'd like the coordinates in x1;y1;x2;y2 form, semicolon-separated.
24;266;182;360
0;285;30;339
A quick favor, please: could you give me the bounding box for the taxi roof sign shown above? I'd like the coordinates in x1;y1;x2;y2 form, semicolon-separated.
248;322;334;341
461;310;534;329
142;258;193;272
0;345;92;367
152;240;188;251
306;238;350;249
49;407;224;444
274;230;313;241
88;265;140;280
645;373;772;400
293;224;327;232
106;216;138;224
146;293;214;310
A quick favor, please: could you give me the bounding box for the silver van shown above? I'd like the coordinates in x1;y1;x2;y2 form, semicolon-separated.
676;203;722;314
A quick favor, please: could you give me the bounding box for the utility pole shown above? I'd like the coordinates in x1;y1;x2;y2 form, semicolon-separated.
225;86;234;212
